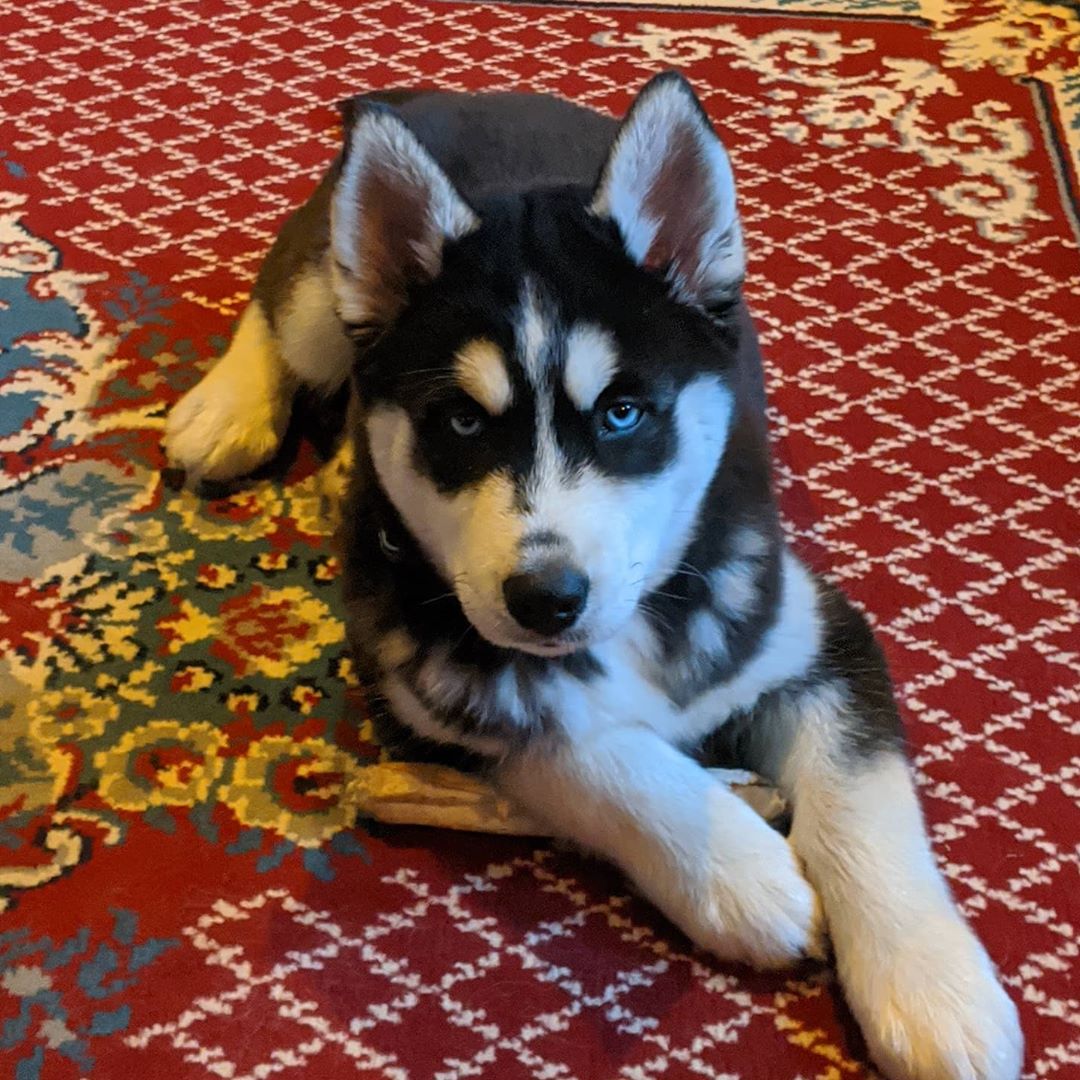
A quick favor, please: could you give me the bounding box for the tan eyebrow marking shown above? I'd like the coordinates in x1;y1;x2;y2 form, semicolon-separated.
453;338;514;415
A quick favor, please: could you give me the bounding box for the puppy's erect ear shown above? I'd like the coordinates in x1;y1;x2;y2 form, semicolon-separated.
330;104;478;333
591;72;744;307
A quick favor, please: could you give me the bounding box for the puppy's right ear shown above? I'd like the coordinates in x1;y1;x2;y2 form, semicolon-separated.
330;104;478;336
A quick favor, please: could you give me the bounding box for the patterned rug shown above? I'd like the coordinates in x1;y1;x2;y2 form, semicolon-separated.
2;1;1078;1077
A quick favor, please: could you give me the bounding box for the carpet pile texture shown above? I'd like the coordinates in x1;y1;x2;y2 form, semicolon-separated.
1;1;1078;1077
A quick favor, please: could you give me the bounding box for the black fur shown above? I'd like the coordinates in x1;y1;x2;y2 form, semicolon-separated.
256;83;906;778
358;189;740;496
696;574;905;776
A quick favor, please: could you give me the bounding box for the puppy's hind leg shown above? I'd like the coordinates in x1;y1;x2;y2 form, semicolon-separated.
166;168;354;484
165;299;293;483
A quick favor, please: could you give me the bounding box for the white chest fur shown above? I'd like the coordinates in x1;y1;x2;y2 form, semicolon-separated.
519;549;823;752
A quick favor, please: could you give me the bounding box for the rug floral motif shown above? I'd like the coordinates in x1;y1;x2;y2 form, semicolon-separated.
1;1;1077;1078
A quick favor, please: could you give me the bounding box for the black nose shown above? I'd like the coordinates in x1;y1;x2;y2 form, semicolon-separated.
503;564;590;637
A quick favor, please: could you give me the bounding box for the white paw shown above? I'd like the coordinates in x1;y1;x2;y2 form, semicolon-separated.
165;367;287;483
676;827;825;971
845;915;1022;1080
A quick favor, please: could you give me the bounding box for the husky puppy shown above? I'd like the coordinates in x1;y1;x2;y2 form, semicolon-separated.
166;74;1022;1080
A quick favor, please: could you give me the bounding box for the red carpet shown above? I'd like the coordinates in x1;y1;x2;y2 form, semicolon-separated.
1;1;1078;1077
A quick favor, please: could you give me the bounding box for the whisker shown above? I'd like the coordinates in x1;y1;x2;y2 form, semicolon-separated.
446;622;478;661
638;601;676;637
399;367;458;379
420;591;456;607
647;589;689;602
676;560;710;585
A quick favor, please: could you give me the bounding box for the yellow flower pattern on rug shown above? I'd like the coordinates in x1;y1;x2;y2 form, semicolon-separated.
95;721;227;812
156;586;344;677
222;735;361;848
26;688;120;747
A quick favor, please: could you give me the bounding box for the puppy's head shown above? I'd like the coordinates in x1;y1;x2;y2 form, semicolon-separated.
331;74;746;656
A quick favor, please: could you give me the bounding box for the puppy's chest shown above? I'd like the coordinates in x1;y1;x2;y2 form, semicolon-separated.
413;616;736;750
397;549;823;757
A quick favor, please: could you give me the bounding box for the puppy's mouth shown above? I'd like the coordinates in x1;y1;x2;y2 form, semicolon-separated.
520;633;588;657
465;610;591;657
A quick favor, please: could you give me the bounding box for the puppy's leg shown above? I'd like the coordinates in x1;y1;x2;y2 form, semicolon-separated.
498;725;823;970
165;299;294;482
166;174;353;482
776;674;1022;1077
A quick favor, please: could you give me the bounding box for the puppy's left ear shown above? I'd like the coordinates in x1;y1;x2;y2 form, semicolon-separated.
330;103;479;335
591;72;744;307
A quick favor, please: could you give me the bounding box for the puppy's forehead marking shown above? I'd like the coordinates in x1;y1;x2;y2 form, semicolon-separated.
516;280;556;388
564;323;619;411
454;338;513;415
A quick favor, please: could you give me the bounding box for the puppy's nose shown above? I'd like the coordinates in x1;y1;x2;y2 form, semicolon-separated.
503;564;589;637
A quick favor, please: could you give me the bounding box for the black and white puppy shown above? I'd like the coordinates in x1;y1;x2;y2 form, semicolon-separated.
166;74;1022;1080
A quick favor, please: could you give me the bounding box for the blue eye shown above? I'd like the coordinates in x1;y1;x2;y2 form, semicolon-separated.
450;411;484;437
602;401;644;434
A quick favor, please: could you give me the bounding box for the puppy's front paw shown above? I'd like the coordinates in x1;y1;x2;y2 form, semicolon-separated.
165;362;287;483
845;915;1022;1080
678;831;824;971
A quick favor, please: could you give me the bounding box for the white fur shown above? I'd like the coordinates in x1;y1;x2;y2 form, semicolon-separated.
729;524;771;560
518;290;566;527
416;645;473;711
416;651;532;733
563;323;619;411
662;607;730;687
573;551;819;752
164;302;291;481
678;552;822;744
597;188;656;267
497;722;822;969
330;109;477;327
708;559;761;623
381;673;508;759
277;263;354;391
687;608;728;662
454;338;514;415
516;280;553;388
514;283;569;576
488;666;530;728
517;377;733;650
590;77;744;303
505;552;812;764
783;691;1023;1080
